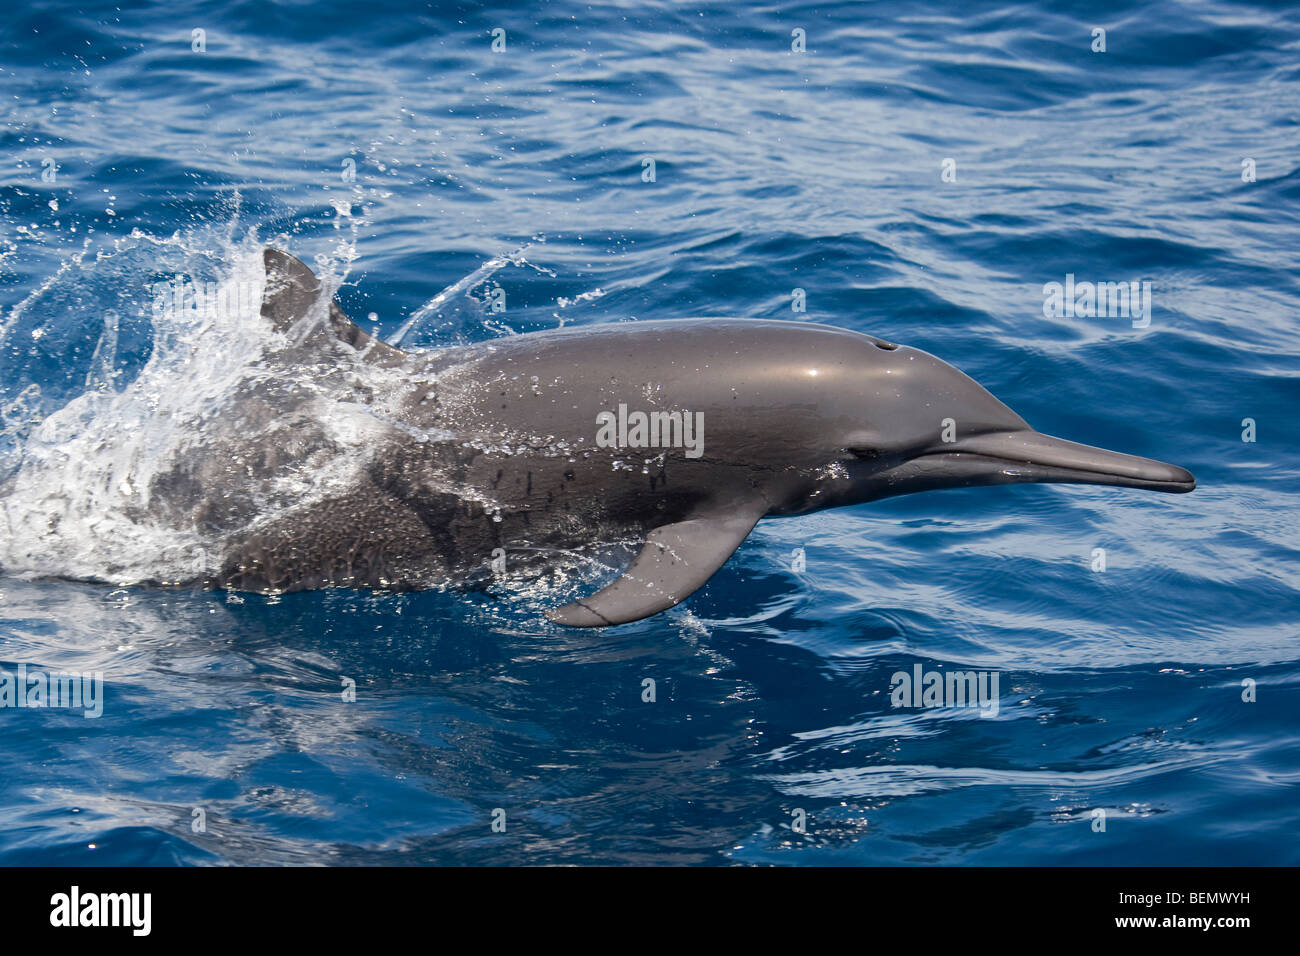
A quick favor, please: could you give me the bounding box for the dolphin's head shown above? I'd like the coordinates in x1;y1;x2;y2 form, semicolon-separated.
767;327;1195;514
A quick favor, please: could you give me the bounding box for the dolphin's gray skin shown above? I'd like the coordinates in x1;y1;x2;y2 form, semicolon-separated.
174;249;1194;626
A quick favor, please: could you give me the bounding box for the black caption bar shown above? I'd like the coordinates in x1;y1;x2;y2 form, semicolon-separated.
0;865;1281;942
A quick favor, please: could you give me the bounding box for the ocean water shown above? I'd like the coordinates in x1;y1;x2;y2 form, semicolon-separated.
1;0;1298;866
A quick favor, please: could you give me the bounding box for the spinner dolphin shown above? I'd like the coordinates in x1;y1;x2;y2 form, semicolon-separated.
161;249;1195;626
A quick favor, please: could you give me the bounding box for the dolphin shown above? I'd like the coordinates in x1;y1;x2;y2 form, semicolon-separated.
160;249;1194;626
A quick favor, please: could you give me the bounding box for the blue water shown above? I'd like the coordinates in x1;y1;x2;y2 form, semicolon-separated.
1;0;1298;866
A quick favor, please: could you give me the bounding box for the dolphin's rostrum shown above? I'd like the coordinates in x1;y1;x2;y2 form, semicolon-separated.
186;249;1195;626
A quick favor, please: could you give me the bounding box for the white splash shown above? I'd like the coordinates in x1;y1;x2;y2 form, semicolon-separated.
0;222;405;585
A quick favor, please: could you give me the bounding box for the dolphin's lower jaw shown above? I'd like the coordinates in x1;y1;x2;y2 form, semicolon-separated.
870;428;1195;498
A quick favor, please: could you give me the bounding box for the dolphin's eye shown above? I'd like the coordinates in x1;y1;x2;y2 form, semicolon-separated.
848;447;881;461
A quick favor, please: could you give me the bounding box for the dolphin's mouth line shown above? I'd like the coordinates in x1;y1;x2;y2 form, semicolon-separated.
917;450;1197;492
901;428;1197;494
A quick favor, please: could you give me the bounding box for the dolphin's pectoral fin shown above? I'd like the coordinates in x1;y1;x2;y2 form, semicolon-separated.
261;248;405;364
546;509;764;627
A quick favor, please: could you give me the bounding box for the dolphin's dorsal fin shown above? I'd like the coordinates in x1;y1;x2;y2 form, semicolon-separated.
261;248;404;364
546;507;764;627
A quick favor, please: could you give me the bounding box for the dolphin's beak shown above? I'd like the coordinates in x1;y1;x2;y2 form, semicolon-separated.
941;429;1196;493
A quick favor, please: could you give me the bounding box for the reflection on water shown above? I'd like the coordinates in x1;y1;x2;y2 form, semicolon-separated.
2;565;1293;865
